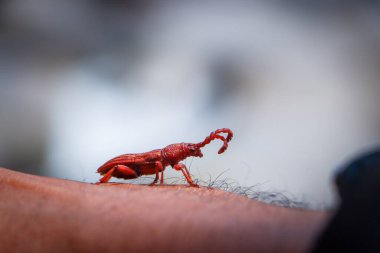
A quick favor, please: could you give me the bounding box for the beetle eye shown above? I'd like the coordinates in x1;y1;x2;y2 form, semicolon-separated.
189;147;195;153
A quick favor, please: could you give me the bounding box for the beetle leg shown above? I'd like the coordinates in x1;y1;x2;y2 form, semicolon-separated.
149;161;163;186
173;163;199;187
99;167;116;183
99;165;138;183
114;165;138;179
149;174;158;186
160;169;164;184
175;163;192;179
183;166;191;180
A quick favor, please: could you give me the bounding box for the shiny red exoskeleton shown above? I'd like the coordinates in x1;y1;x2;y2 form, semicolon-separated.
97;128;233;187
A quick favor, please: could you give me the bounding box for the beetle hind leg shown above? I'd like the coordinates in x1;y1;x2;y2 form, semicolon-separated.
98;167;116;183
114;165;139;179
98;165;138;183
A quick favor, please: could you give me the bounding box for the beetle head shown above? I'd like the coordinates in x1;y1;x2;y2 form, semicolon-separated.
187;143;203;158
162;143;203;165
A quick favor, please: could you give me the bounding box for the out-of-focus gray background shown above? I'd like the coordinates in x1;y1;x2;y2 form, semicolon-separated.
0;0;379;207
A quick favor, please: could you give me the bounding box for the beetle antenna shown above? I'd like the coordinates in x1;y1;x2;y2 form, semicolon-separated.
214;128;233;142
196;128;233;154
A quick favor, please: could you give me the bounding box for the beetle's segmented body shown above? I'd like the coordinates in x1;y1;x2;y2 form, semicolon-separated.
97;128;233;187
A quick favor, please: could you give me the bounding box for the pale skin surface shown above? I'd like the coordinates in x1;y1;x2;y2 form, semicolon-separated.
0;168;330;253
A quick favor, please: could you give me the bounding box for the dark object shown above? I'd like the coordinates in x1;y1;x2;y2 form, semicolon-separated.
312;149;380;252
97;128;233;187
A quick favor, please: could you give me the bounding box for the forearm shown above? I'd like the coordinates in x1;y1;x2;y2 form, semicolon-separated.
0;168;329;253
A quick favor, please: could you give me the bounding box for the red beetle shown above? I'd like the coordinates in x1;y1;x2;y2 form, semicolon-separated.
97;128;233;187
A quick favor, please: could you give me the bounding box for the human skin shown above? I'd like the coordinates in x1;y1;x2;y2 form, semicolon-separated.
0;168;330;253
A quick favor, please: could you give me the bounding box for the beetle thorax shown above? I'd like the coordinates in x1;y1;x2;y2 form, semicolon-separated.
161;143;188;166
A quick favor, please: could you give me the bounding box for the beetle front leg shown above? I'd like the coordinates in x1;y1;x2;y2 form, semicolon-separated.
173;163;199;187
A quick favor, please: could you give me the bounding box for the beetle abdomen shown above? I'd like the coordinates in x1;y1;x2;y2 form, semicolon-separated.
97;149;162;174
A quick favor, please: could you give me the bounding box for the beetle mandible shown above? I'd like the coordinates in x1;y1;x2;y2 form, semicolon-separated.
97;128;233;187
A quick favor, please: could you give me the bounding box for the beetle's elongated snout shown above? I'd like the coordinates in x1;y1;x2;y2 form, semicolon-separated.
196;149;203;158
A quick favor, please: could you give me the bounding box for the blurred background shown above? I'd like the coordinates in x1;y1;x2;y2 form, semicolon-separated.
0;0;379;208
